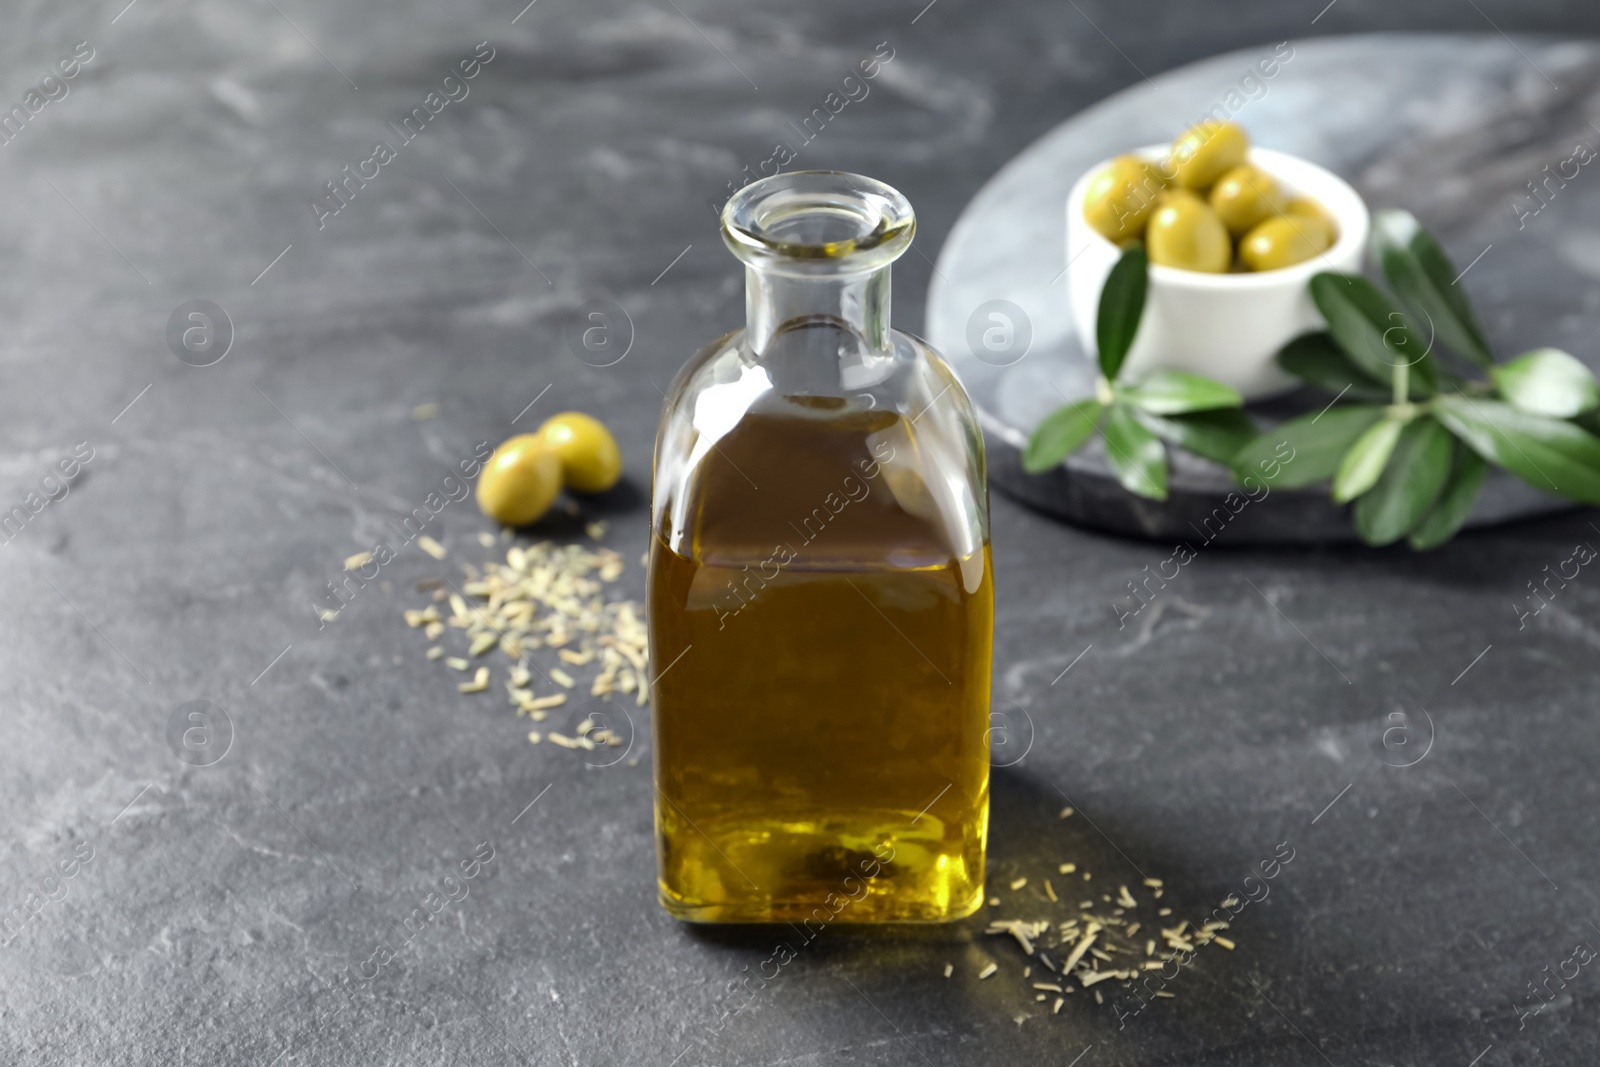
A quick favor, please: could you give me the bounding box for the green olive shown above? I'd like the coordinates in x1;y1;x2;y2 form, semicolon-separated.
1208;164;1288;236
1285;196;1339;245
1145;190;1231;273
1169;121;1250;190
1082;155;1167;241
537;411;623;493
476;434;562;526
1239;215;1333;271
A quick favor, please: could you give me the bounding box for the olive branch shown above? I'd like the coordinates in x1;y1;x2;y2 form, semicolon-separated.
1022;244;1253;499
1025;210;1600;549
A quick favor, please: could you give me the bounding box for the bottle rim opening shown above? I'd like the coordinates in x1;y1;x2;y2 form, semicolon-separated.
722;171;915;272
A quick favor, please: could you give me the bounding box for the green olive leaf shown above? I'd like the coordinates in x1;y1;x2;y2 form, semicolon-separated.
1101;401;1167;500
1434;395;1600;503
1491;348;1600;418
1133;407;1257;465
1408;442;1489;550
1371;209;1494;368
1309;272;1437;397
1232;404;1385;489
1022;399;1104;473
1119;370;1242;415
1351;416;1453;545
1333;416;1406;503
1097;243;1148;381
1275;331;1389;400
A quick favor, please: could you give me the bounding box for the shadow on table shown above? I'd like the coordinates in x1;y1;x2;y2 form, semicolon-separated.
505;476;644;539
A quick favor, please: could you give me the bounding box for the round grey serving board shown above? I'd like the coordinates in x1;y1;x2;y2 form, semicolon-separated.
926;32;1600;544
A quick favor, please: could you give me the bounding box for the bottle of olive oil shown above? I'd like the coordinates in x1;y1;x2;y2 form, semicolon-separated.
648;172;992;923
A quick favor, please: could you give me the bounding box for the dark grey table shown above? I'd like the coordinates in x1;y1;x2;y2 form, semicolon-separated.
3;1;1597;1064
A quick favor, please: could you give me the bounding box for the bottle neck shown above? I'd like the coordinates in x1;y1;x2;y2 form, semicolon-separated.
745;264;892;359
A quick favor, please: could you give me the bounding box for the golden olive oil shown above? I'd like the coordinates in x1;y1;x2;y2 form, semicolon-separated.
649;407;992;922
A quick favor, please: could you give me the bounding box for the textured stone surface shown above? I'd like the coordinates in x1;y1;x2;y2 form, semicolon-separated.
1;2;1598;1065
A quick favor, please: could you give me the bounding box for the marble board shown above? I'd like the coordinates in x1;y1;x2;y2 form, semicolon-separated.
926;33;1600;544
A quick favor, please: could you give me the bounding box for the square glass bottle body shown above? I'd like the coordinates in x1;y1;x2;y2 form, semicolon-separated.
648;173;993;923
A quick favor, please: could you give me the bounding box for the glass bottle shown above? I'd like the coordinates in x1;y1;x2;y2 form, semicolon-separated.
648;171;993;923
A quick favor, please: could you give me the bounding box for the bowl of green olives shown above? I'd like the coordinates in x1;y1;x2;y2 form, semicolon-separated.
1066;121;1368;399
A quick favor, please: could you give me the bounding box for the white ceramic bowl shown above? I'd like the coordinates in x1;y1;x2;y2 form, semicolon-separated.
1065;146;1369;400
